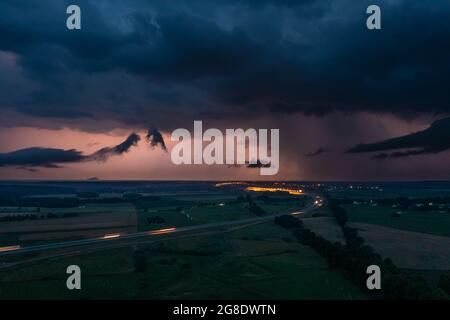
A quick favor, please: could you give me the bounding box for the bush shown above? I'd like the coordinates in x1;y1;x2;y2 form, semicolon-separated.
329;200;348;227
438;271;450;295
274;215;303;229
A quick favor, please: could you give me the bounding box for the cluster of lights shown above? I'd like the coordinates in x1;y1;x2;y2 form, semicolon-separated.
245;186;303;195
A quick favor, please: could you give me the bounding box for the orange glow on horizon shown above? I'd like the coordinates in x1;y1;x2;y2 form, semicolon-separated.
245;186;303;195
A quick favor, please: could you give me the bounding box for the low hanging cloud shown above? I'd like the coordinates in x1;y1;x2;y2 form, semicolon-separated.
225;159;271;169
0;133;141;169
246;159;271;169
0;148;85;168
146;127;167;152
90;133;141;161
306;147;328;157
346;117;450;159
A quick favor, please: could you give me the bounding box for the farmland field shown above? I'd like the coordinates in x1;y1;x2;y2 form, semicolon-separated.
344;204;450;238
0;223;366;300
349;222;450;270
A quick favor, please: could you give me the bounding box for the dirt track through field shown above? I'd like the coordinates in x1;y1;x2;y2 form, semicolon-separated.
350;222;450;270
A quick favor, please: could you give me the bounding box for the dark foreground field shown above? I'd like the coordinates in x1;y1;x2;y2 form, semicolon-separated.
0;222;365;299
1;181;450;299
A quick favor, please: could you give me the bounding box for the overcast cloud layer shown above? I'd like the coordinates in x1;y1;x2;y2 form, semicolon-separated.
1;0;450;131
1;0;450;179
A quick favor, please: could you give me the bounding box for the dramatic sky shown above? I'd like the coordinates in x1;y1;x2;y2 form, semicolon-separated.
1;0;450;180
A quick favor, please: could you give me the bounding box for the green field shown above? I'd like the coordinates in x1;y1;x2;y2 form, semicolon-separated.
136;194;308;231
0;202;135;217
137;208;195;231
186;203;254;224
331;188;450;199
345;204;450;237
0;222;366;300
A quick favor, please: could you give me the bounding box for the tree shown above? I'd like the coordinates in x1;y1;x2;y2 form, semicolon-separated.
438;271;450;295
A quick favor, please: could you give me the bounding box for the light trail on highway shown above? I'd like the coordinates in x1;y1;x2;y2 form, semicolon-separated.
0;197;322;257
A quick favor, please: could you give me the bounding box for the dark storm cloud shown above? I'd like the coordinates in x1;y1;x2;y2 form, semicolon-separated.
347;117;450;159
225;159;271;169
146;127;167;152
0;148;85;168
90;132;141;161
246;160;271;169
1;0;450;130
0;133;141;168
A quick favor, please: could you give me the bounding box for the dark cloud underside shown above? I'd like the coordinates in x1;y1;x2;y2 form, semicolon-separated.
146;127;167;152
0;132;141;168
0;0;450;132
347;117;450;158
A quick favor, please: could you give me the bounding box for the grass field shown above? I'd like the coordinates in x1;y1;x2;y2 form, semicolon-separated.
0;205;137;234
0;222;366;300
330;188;450;199
344;205;450;238
137;208;195;231
186;203;255;224
0;203;137;246
136;194;308;231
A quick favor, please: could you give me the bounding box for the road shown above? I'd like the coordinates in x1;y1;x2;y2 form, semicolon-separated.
0;201;321;257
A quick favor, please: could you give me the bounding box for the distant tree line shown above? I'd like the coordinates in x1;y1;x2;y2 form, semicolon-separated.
0;197;81;208
76;192;99;198
327;199;367;248
337;196;450;212
1;214;40;222
0;211;77;222
328;199;348;227
228;195;267;216
147;216;165;225
333;197;448;298
274;214;448;299
246;197;266;216
0;194;167;209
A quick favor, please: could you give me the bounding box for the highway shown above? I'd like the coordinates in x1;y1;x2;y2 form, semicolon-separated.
0;200;322;257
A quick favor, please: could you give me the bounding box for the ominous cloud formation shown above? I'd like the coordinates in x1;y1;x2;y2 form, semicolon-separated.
0;148;85;168
246;160;271;169
146;127;167;152
91;133;141;161
0;133;141;169
347;117;450;159
1;1;450;179
1;0;450;132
